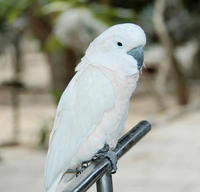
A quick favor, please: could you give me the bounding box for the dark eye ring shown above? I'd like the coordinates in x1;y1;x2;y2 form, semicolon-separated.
117;42;123;46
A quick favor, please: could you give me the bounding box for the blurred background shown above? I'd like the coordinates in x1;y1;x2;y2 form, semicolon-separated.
0;0;199;191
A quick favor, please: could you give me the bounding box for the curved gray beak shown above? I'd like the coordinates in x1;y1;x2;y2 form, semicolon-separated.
127;46;144;70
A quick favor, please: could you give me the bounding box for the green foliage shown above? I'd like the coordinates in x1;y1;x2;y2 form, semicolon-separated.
0;0;30;30
0;0;139;35
38;123;49;149
42;1;70;15
40;1;136;26
38;119;53;149
90;3;136;26
50;87;62;104
44;34;63;53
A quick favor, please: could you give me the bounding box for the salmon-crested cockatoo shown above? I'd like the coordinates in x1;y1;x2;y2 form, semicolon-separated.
45;23;146;192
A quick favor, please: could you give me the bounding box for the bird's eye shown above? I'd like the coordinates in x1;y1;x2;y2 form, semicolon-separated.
117;42;123;47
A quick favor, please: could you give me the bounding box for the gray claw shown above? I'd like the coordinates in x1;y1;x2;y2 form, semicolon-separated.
66;168;83;177
81;160;90;169
98;144;109;153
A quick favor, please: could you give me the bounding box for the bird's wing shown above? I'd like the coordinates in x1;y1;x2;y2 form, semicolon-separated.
44;65;115;191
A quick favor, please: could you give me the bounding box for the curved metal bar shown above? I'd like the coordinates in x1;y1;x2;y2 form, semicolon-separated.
63;120;151;192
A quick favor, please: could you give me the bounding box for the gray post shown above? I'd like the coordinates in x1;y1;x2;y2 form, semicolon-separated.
96;171;113;192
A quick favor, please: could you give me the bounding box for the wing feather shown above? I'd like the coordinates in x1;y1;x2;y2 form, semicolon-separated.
44;65;115;191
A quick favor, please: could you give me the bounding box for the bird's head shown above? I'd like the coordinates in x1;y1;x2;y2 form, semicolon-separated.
78;23;146;75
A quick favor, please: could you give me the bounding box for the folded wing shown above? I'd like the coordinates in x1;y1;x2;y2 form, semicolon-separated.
44;65;115;191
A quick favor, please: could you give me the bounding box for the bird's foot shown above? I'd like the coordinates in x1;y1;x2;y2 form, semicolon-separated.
97;143;110;153
81;160;91;169
66;167;84;177
67;159;92;177
75;168;82;177
94;144;118;174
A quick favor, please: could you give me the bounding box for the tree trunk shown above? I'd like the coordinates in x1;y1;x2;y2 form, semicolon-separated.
191;45;200;79
153;0;189;105
27;6;77;98
12;35;22;142
47;48;78;95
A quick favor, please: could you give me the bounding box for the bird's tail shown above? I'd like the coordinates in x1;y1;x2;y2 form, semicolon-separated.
63;173;75;183
45;173;63;192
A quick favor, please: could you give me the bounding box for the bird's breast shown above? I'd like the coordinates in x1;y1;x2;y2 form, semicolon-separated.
74;67;138;163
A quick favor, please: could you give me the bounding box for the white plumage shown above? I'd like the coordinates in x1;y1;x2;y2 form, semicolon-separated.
45;23;146;192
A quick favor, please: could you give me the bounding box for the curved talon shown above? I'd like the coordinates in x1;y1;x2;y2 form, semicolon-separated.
75;168;82;177
66;168;83;177
81;160;90;169
98;143;109;153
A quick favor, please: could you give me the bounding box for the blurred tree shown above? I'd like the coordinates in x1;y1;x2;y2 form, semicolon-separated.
27;3;103;100
182;0;200;78
0;0;198;103
153;0;189;106
0;0;28;144
0;0;137;94
0;0;199;146
26;0;137;99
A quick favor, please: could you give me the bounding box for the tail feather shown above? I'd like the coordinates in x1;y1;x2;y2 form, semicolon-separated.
45;173;63;192
63;173;75;183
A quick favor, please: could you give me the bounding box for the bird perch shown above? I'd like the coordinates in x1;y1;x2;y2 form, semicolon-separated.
63;120;151;192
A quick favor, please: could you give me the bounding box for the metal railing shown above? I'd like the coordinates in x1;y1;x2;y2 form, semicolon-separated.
63;120;151;192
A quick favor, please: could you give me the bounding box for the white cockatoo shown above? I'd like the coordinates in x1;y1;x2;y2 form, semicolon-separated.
45;23;146;192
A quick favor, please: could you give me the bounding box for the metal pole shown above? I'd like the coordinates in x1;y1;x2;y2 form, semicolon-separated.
96;171;113;192
63;121;151;192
